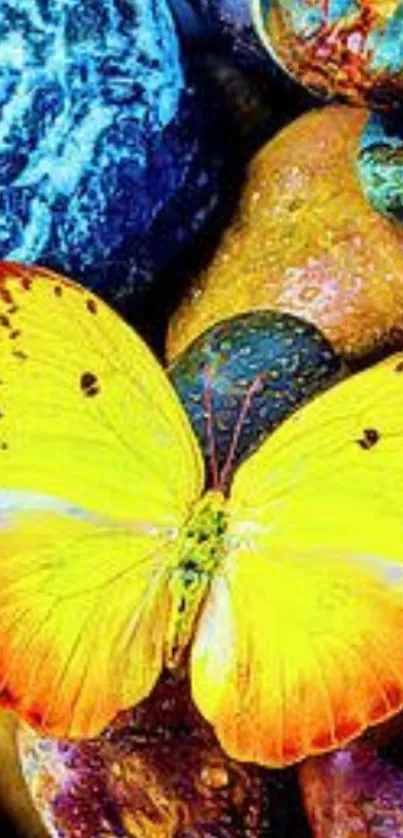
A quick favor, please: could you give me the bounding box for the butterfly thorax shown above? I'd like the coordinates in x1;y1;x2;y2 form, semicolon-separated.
165;491;227;669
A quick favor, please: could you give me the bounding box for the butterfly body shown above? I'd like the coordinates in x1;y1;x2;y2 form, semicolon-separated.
166;491;227;669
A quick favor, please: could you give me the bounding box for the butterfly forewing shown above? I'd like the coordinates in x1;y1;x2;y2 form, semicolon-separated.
0;263;203;520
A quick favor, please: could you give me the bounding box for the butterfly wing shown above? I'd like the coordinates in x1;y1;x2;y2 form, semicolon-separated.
0;262;203;737
191;351;403;766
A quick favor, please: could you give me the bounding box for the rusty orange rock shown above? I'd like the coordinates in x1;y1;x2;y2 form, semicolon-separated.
167;105;403;363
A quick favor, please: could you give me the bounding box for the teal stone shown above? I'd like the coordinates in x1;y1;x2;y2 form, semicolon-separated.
169;311;343;491
358;111;403;222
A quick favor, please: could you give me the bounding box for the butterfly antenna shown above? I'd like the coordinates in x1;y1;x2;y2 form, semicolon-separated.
219;374;263;493
202;364;220;490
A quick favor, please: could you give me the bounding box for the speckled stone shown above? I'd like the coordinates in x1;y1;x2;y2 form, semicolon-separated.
0;0;224;302
251;0;403;106
358;110;403;222
167;105;403;363
169;311;342;489
299;739;403;837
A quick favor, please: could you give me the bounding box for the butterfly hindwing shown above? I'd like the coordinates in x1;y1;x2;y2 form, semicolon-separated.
0;505;179;737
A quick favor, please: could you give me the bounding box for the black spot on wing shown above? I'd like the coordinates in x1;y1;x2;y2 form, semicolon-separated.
86;298;98;314
11;349;28;362
80;371;100;397
0;286;13;306
357;428;380;450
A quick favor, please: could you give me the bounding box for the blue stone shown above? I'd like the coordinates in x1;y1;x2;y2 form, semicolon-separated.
0;0;225;300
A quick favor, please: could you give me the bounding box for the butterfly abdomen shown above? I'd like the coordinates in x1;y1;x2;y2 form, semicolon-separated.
165;491;227;669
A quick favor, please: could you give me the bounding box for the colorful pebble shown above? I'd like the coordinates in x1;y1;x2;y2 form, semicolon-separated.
167;105;403;362
251;0;403;106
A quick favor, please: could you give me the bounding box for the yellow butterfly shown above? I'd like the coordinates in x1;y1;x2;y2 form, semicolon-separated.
0;260;403;769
